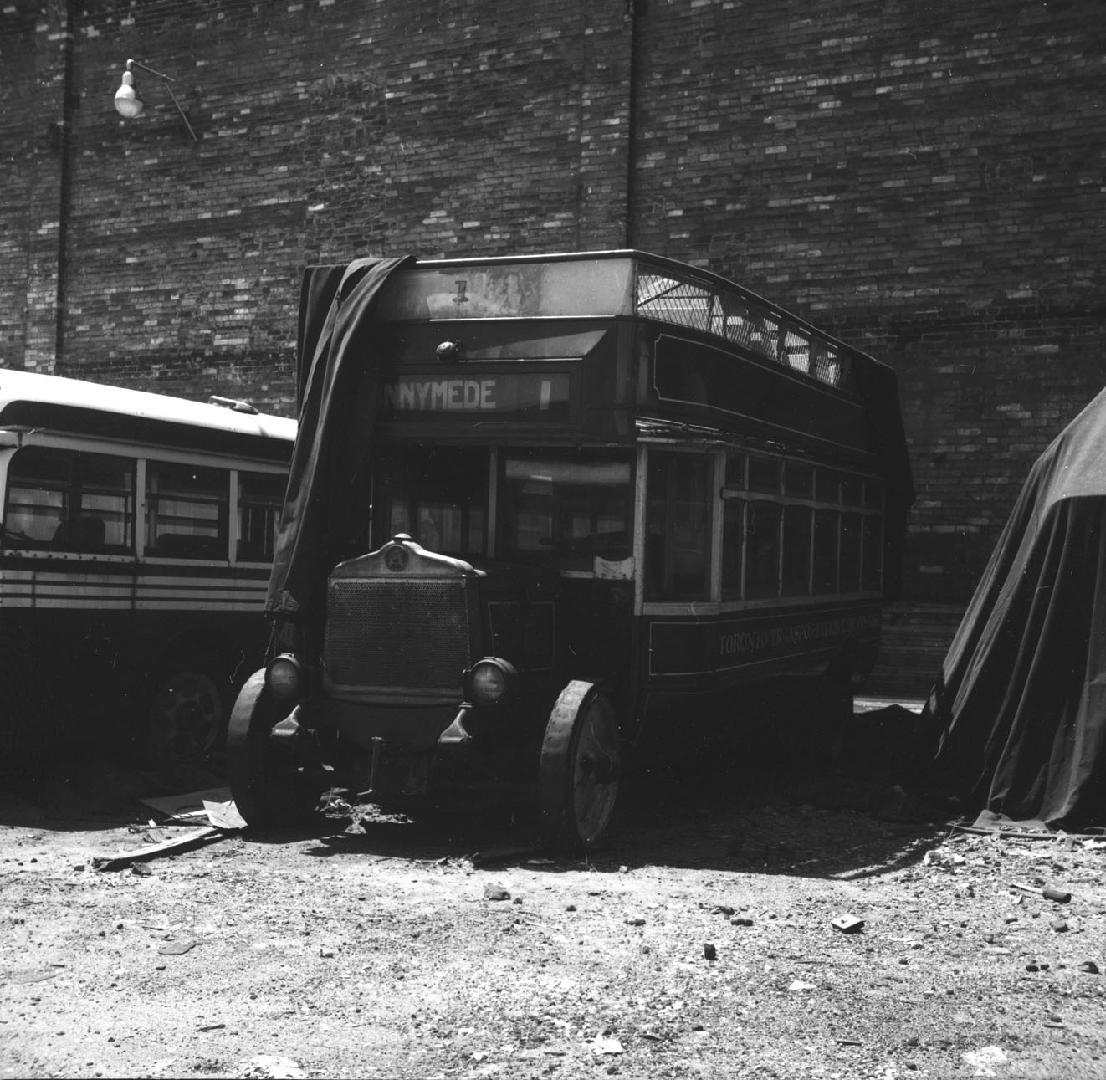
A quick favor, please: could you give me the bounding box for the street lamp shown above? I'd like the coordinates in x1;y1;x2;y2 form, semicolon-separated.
114;58;198;141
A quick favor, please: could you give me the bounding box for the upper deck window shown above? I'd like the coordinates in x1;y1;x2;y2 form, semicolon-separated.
379;260;633;321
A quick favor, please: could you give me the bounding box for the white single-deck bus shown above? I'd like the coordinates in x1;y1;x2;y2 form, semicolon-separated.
0;371;296;767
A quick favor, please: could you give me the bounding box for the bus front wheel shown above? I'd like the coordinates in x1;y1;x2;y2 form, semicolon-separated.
226;670;324;829
539;681;621;853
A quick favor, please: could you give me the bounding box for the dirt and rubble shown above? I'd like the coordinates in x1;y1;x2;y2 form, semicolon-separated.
1;715;1105;1080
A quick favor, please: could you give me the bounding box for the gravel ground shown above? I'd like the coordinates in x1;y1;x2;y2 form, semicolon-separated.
1;718;1104;1080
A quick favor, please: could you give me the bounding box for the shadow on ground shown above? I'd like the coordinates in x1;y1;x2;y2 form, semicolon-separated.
0;748;229;832
298;704;953;881
0;706;955;880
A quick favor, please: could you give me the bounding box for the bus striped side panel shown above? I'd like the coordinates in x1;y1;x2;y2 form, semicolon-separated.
0;569;268;612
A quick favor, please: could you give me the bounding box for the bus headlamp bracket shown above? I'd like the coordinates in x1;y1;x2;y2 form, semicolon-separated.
438;705;473;746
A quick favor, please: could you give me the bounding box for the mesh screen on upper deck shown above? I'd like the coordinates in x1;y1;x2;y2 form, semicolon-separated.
634;269;851;392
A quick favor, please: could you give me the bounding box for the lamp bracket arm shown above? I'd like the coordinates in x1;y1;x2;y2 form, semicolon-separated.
127;58;175;82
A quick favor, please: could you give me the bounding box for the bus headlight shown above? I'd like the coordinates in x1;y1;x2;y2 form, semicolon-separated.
467;658;517;705
266;653;305;701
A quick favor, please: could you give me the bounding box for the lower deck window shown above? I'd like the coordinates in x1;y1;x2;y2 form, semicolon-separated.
645;452;710;600
744;500;781;600
500;450;632;569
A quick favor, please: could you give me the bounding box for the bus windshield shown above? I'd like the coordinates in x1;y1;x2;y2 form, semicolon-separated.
371;445;634;570
374;446;489;557
499;450;633;568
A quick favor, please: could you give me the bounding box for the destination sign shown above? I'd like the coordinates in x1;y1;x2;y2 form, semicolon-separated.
381;372;572;420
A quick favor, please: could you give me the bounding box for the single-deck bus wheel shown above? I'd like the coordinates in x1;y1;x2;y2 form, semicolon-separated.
539;680;622;853
227;670;321;829
146;659;226;769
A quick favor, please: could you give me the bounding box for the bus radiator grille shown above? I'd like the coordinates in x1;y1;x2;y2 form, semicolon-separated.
324;578;471;691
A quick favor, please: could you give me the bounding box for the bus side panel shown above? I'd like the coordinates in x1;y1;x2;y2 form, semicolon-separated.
634;601;881;746
0;560;270;760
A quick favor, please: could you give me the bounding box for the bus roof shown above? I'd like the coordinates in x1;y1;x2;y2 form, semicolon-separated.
0;371;297;443
369;249;883;394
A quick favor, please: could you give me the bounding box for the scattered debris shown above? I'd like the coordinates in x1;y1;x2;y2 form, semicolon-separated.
961;1046;1007;1077
6;968;61;985
589;1036;624;1055
91;827;226;871
1013;882;1072;903
831;914;865;934
202;799;248;831
139;788;236;825
237;1055;308;1079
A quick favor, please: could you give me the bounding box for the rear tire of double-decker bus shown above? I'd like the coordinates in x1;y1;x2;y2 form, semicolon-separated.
144;656;228;772
539;680;622;854
226;669;323;829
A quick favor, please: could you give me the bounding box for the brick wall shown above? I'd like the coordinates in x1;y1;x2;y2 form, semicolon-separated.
1;0;1104;607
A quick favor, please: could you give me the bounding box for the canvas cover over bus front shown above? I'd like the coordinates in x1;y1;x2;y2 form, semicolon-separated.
928;387;1106;829
267;256;413;643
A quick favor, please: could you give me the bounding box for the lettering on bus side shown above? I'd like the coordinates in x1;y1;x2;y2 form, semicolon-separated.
648;609;882;676
717;611;881;663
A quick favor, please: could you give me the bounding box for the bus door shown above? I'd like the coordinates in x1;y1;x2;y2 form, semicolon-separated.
496;447;636;697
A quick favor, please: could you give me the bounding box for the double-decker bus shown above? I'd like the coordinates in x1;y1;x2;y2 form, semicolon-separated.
0;371;296;767
230;251;913;848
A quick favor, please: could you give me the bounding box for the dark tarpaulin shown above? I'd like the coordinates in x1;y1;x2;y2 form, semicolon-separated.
266;256;414;650
926;388;1106;828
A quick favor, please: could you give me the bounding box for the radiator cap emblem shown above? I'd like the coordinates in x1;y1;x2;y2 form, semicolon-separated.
385;537;410;571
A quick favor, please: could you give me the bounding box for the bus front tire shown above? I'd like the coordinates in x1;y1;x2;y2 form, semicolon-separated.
226;670;323;829
539;681;621;854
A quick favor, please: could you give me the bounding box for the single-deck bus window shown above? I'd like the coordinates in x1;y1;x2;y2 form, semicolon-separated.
147;461;229;559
